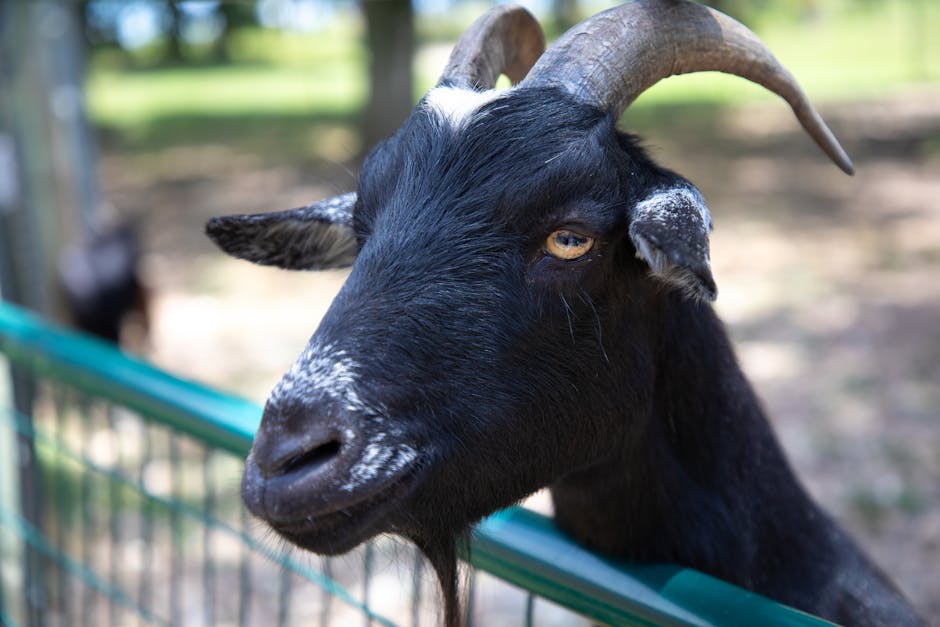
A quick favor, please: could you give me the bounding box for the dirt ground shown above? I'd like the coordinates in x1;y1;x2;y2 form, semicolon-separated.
99;86;940;619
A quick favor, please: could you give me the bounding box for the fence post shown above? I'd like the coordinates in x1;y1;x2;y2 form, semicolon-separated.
0;1;100;624
0;357;23;627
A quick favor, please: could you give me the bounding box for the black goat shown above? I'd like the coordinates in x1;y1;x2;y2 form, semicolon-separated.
207;2;925;625
59;222;148;345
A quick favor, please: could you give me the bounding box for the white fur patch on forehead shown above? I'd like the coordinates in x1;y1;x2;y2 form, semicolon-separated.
424;86;504;129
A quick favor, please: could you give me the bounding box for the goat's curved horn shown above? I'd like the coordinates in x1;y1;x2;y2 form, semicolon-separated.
521;0;854;174
439;5;546;90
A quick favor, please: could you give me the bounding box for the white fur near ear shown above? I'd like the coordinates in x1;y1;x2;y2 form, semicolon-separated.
633;186;712;235
629;185;717;302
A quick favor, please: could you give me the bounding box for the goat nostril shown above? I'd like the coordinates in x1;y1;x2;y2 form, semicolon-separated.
277;439;342;476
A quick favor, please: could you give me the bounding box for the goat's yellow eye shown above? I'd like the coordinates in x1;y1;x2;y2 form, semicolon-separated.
546;229;594;260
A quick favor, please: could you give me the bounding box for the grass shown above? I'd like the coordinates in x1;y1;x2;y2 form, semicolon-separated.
89;65;364;126
87;11;365;152
85;0;939;154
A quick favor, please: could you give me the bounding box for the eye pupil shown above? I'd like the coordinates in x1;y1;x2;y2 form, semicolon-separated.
556;232;585;248
546;229;594;260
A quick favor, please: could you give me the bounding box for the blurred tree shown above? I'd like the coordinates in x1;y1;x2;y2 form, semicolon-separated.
361;0;414;152
0;4;99;624
166;1;185;62
159;0;255;65
550;0;579;32
78;1;259;65
0;0;98;314
214;3;258;62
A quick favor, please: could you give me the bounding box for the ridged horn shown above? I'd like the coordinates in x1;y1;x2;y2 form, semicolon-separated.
439;4;546;89
522;0;854;174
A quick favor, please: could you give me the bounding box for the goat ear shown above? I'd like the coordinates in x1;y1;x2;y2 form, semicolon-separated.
205;192;358;270
628;182;717;301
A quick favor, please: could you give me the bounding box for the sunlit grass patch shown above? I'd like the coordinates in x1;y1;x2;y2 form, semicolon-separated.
88;64;365;129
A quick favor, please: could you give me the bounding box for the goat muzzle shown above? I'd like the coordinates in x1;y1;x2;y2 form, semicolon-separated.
241;398;422;553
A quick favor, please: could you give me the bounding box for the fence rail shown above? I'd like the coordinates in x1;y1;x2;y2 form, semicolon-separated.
0;302;830;626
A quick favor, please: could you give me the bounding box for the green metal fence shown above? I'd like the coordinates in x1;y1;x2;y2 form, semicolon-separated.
0;302;832;626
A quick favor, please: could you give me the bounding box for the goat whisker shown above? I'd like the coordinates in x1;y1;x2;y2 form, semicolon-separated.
558;291;575;342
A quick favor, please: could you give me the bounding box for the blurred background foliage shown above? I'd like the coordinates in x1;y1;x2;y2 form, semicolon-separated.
78;0;937;157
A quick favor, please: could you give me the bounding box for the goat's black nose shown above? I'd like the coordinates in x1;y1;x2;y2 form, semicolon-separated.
242;399;380;525
250;403;345;480
262;432;343;479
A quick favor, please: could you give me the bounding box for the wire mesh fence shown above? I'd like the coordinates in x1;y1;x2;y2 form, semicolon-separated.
0;366;589;627
0;302;832;627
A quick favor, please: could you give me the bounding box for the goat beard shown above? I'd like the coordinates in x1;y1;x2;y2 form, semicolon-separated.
412;527;473;627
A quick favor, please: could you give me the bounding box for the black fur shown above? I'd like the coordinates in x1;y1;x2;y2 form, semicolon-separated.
205;192;357;270
210;87;924;626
